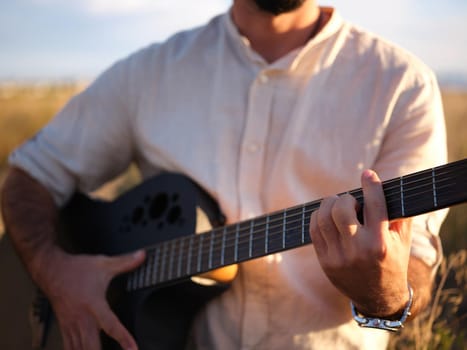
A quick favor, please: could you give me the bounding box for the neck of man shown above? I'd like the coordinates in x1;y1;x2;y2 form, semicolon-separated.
231;0;321;63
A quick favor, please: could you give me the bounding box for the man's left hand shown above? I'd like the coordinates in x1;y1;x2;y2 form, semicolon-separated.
309;169;412;318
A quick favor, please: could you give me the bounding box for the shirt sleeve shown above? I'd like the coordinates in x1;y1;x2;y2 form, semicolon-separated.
373;68;448;268
8;59;135;207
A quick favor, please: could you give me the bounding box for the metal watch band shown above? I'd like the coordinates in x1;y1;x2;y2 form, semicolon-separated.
350;284;413;332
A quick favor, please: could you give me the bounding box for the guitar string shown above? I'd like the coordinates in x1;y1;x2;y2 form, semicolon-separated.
128;163;467;288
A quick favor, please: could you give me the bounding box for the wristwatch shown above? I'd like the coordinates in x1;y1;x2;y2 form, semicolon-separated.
350;284;413;332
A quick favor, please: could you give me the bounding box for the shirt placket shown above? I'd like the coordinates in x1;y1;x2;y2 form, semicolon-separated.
237;69;273;349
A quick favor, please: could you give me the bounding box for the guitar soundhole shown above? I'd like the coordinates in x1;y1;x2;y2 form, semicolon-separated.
167;206;181;224
149;194;169;219
119;191;184;234
132;206;144;224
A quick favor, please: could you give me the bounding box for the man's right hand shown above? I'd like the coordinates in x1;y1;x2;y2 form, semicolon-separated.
36;248;145;350
1;167;145;350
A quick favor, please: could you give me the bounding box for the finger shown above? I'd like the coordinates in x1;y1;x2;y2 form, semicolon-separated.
331;193;361;238
60;322;81;350
61;330;74;350
361;169;388;233
106;250;146;275
309;210;327;254
80;321;101;350
94;302;138;350
316;196;340;245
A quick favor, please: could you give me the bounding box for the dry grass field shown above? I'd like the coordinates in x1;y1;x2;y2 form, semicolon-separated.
0;82;466;349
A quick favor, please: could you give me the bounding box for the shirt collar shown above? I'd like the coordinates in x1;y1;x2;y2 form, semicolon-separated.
222;7;344;71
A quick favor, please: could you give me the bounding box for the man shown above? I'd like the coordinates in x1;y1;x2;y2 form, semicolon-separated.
1;0;448;349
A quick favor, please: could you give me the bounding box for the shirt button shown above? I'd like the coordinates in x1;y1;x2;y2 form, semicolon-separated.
247;143;259;153
258;73;269;83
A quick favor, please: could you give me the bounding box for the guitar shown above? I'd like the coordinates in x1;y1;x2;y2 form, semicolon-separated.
1;158;466;349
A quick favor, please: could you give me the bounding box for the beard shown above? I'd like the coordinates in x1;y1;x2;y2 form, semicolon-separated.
253;0;307;15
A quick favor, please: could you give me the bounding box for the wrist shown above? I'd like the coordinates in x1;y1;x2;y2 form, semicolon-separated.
351;284;413;332
29;244;69;290
351;281;411;319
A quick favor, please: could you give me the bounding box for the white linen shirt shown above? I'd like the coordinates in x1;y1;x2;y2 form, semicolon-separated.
10;7;448;349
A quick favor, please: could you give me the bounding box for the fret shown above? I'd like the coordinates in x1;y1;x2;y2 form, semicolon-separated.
265;215;269;254
250;216;266;258
152;246;160;284
186;235;194;275
286;206;307;248
168;240;176;280
407;172;435;217
129;269;138;291
282;210;286;249
159;243;167;282
383;180;398;219
267;212;283;254
437;159;467;208
137;263;145;289
234;223;239;262
394;170;435;217
177;238;184;278
223;225;236;265
208;230;214;270
400;177;405;217
145;250;154;287
429;162;467;209
249;219;254;258
197;234;204;273
302;205;305;244
432;168;438;207
221;226;226;266
303;203;315;245
238;221;250;261
212;229;223;269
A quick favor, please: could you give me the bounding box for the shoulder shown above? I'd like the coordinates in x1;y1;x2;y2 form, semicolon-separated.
123;14;225;69
87;13;226;96
335;20;437;88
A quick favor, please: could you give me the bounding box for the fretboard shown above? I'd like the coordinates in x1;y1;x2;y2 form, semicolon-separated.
127;158;467;291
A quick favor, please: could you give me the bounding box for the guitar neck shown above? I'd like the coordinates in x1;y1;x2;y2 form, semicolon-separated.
127;159;467;291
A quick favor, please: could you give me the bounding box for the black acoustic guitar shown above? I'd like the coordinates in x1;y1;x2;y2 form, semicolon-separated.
1;158;466;349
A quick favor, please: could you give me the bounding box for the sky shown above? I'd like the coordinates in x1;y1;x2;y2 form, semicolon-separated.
1;0;466;81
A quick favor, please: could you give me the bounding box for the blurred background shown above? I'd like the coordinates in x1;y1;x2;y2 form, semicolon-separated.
1;0;467;82
1;1;466;349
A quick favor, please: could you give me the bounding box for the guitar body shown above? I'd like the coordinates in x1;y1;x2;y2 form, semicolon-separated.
0;173;229;350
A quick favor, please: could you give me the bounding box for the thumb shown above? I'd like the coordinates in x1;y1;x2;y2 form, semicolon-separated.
107;250;146;275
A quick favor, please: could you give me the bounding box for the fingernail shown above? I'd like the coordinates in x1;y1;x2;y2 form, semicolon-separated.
363;169;374;179
133;250;144;259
